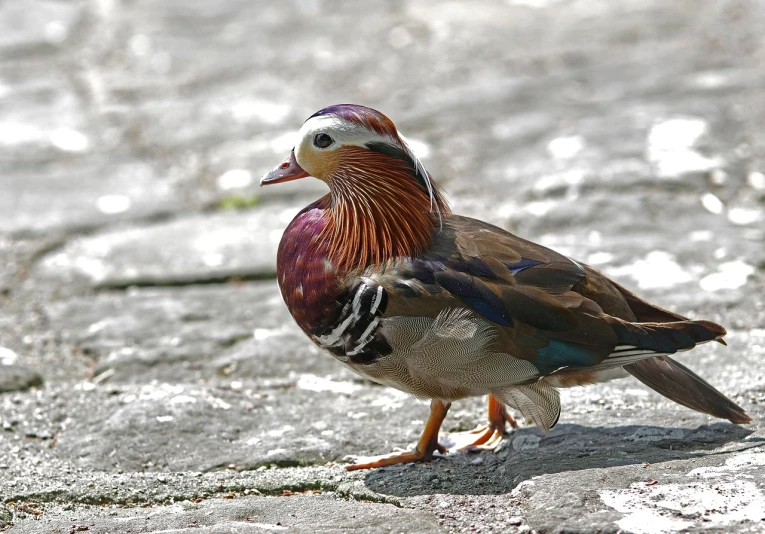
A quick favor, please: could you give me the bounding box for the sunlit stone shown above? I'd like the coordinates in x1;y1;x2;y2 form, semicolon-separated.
547;135;584;159
701;192;724;215
587;251;614;265
525;200;557;217
709;168;728;185
601;480;765;534
297;374;361;395
689;230;713;242
747;171;765;190
0;122;40;145
606;250;692;290
268;229;283;244
50;128;90;152
169;394;197;405
95;195;131;214
217;169;253;190
231;100;290;125
649;118;707;150
655;151;719;178
728;207;764;226
278;207;301;224
0;347;18;366
700;261;755;291
405;138;431;159
253;328;278;341
202;253;224;267
44;21;68;44
692;71;731;89
647;118;719;178
129;34;151;56
270;131;297;153
496;202;518;219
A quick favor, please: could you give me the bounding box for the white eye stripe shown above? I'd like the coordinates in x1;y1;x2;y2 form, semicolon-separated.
297;115;396;155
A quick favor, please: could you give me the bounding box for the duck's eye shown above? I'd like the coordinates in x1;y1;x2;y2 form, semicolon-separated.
313;133;334;149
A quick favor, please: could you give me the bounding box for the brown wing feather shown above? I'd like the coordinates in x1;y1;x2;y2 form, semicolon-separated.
569;264;748;424
376;214;749;423
379;215;618;368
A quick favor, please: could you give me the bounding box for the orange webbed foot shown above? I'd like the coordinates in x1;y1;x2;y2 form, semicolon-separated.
344;399;450;471
343;396;517;470
442;395;517;451
344;442;447;471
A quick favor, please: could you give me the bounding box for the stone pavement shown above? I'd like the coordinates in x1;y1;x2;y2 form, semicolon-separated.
2;0;765;532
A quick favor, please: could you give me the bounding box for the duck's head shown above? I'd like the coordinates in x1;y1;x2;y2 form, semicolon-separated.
262;105;446;210
261;104;449;269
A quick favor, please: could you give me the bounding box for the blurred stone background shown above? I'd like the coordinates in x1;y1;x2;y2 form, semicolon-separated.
1;0;765;532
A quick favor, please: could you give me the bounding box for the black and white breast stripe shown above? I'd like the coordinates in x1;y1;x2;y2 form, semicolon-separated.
315;281;391;364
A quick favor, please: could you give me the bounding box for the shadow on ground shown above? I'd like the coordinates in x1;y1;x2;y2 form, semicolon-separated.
361;422;756;497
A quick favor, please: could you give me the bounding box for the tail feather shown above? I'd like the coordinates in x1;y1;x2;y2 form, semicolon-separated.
609;281;749;424
606;317;726;354
625;356;752;424
548;318;726;375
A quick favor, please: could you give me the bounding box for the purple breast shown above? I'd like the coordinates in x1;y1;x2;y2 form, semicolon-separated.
276;198;343;336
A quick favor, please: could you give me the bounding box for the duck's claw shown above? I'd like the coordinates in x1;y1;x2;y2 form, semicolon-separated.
343;396;518;470
442;426;505;451
443;394;517;451
343;400;451;471
344;441;447;471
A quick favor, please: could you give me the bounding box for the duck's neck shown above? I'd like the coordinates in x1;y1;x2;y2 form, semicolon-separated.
322;148;449;272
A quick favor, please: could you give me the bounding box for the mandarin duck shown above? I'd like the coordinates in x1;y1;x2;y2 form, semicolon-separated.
261;104;751;470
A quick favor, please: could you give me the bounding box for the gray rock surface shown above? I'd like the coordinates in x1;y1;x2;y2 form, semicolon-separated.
2;160;182;237
0;364;43;394
33;206;297;290
2;0;765;532
0;348;43;393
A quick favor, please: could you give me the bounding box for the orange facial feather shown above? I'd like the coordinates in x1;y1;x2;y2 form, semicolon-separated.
320;146;450;272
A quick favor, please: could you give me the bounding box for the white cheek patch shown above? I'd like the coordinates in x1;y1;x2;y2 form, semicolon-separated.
295;115;396;161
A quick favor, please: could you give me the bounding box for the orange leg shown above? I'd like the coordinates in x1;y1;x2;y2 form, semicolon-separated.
442;395;517;451
344;396;517;470
345;400;451;471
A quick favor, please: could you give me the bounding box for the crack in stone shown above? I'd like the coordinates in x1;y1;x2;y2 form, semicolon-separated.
93;272;277;291
2;479;402;509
